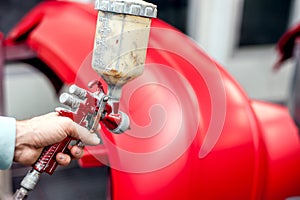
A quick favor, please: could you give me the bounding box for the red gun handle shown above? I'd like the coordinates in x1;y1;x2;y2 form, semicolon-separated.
33;137;74;175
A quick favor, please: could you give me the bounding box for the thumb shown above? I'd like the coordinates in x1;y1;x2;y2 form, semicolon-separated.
72;122;101;146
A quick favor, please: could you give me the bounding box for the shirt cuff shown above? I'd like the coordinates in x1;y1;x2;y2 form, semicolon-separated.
0;116;16;170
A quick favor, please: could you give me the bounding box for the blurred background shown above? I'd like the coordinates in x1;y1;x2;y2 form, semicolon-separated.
0;0;300;199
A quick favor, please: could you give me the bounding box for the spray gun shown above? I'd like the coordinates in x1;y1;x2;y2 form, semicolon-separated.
13;0;157;199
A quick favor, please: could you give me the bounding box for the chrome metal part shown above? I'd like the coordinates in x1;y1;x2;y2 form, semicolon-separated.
111;111;130;134
69;84;87;100
90;94;109;132
13;187;28;200
95;0;157;18
20;170;41;191
59;93;81;110
13;170;41;200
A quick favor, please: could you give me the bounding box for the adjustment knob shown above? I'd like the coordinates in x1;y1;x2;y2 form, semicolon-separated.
69;85;87;100
59;93;80;110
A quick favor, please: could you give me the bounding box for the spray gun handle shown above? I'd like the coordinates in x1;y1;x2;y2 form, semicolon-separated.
33;137;73;175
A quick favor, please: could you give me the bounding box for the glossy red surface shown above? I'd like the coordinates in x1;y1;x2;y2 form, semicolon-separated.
251;101;300;200
6;1;300;199
5;1;97;83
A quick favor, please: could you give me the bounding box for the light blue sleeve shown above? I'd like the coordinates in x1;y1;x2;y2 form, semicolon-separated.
0;116;16;170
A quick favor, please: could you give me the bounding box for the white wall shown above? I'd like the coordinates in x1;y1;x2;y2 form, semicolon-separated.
4;63;59;120
187;0;299;102
290;0;300;27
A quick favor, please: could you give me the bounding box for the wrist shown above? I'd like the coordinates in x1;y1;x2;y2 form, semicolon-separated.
14;120;38;165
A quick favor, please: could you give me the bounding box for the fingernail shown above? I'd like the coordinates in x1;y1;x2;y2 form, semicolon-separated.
75;149;82;155
91;134;101;145
58;155;65;161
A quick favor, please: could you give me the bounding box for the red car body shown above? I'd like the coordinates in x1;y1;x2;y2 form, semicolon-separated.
3;1;300;199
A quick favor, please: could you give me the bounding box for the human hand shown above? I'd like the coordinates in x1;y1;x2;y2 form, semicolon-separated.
13;112;100;166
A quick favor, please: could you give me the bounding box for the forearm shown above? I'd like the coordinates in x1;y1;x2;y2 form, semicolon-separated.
0;116;16;170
